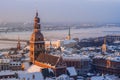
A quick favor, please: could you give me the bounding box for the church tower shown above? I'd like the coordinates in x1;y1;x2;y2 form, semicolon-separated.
66;27;71;40
102;37;107;53
17;36;21;51
30;12;45;63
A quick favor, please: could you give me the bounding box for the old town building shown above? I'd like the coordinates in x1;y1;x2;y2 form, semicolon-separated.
92;55;120;76
63;54;91;75
0;55;23;71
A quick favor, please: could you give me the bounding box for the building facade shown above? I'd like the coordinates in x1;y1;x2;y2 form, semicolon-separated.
63;55;91;75
93;56;120;76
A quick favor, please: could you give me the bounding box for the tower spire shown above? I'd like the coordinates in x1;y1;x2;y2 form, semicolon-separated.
34;11;40;31
17;36;21;51
66;27;71;40
69;27;70;37
102;36;107;54
36;10;38;17
104;37;106;44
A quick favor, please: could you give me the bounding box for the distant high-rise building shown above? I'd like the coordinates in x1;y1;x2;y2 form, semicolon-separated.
30;12;45;63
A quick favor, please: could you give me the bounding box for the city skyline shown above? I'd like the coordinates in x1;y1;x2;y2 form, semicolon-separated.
0;0;120;23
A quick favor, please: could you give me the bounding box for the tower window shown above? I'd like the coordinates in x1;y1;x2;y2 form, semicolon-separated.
31;45;33;48
31;52;33;55
38;38;41;40
37;45;39;48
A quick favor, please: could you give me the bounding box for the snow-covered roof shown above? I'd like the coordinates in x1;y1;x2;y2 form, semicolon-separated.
0;70;24;76
91;76;106;80
0;52;9;56
67;67;77;76
64;40;76;45
94;55;120;62
22;62;30;70
1;78;18;80
94;55;104;59
27;65;42;73
24;46;30;50
21;57;30;61
45;77;54;80
0;59;10;63
107;56;120;62
91;75;120;80
63;48;74;53
18;72;44;80
10;54;22;57
0;53;3;56
56;74;70;80
45;40;63;43
114;40;120;44
63;54;90;61
48;68;54;73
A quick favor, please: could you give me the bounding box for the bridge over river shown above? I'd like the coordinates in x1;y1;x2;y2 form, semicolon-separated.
0;38;29;49
0;38;29;42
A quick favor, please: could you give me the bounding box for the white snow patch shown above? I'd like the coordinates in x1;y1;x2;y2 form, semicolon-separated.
67;67;77;76
27;65;42;73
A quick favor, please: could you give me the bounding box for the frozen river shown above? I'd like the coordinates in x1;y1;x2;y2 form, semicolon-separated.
0;26;120;49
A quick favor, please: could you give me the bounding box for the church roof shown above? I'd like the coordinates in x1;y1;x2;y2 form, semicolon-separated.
36;53;60;66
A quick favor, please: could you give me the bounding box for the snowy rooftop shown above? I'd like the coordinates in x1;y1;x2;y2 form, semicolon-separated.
67;67;77;76
63;48;74;53
18;72;44;80
63;39;77;45
24;45;30;50
63;54;90;61
94;55;120;62
56;74;70;80
27;65;43;73
91;75;120;80
0;59;10;63
107;56;120;62
22;62;30;70
0;70;25;76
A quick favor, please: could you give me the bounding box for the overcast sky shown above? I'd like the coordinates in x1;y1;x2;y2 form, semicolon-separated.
0;0;120;23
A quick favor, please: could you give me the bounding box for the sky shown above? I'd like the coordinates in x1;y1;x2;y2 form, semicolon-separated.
0;0;120;23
